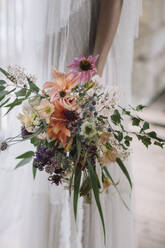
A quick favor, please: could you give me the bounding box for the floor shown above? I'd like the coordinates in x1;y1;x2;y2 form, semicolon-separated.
132;93;165;248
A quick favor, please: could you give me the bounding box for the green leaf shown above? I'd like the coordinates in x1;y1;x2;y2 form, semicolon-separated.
80;176;92;196
25;89;32;98
27;78;39;93
0;85;5;91
0;67;10;78
116;158;132;189
154;141;164;148
103;167;130;210
124;136;132;142
16;151;34;159
111;109;122;124
88;159;106;243
132;117;140;126
73;166;82;220
136;104;146;111
33;167;37;179
122;109;131;115
147;131;164;142
5;98;24;114
15;157;33;169
0;90;8;98
15;87;27;97
142;122;149;131
24;127;43;139
30;137;42;147
141;136;151;148
114;131;123;142
0;80;6;85
69;172;74;196
76;137;81;163
148;131;157;138
105;142;113;150
73;137;82;219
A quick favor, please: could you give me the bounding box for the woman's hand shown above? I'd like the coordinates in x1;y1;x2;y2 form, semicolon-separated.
94;0;123;76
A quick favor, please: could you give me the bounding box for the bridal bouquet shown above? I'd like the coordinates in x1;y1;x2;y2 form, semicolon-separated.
0;55;164;240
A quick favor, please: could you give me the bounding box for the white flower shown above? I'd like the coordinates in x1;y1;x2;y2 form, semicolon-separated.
29;96;41;108
17;100;40;133
7;65;36;87
35;99;54;124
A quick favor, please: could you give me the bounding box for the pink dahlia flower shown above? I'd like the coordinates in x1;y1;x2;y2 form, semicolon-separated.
67;55;99;83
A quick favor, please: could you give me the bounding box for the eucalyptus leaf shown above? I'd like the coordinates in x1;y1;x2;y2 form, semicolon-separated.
33;167;37;179
0;80;6;85
88;159;106;244
15;87;27;97
16;151;34;159
0;67;10;78
0;90;8;98
5;98;24;114
30;137;42;147
116;158;132;189
24;127;43;139
73;166;81;220
27;78;39;93
103;167;130;210
0;86;5;91
15;157;33;169
76;137;81;163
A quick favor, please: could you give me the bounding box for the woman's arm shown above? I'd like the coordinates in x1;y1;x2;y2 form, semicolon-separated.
94;0;123;76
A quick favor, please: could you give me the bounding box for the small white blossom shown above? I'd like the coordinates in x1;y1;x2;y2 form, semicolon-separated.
7;65;36;87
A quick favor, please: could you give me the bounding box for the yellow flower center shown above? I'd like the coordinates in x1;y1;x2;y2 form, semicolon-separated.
45;105;53;114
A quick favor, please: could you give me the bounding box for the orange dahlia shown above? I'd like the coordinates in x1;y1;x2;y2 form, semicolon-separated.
48;100;79;147
48;119;70;147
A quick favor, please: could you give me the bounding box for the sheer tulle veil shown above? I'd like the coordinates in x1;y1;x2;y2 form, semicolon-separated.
0;0;142;247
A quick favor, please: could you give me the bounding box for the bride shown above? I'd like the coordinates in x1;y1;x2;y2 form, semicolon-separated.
0;0;142;247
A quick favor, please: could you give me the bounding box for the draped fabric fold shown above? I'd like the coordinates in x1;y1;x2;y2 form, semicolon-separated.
0;0;142;247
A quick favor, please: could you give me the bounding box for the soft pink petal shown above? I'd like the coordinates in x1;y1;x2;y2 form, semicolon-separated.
79;55;86;61
89;54;99;63
43;81;56;89
51;68;66;80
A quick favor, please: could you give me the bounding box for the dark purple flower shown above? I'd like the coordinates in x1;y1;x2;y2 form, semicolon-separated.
33;145;55;168
48;174;62;185
63;109;79;122
21;126;33;139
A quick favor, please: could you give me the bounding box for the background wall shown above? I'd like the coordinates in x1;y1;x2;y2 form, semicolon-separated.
132;1;165;248
132;0;165;104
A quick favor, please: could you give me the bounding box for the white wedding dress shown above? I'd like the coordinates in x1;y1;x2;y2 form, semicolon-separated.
0;0;142;247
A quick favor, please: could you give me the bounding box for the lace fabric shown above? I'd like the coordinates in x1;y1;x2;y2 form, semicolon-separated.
0;0;142;247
